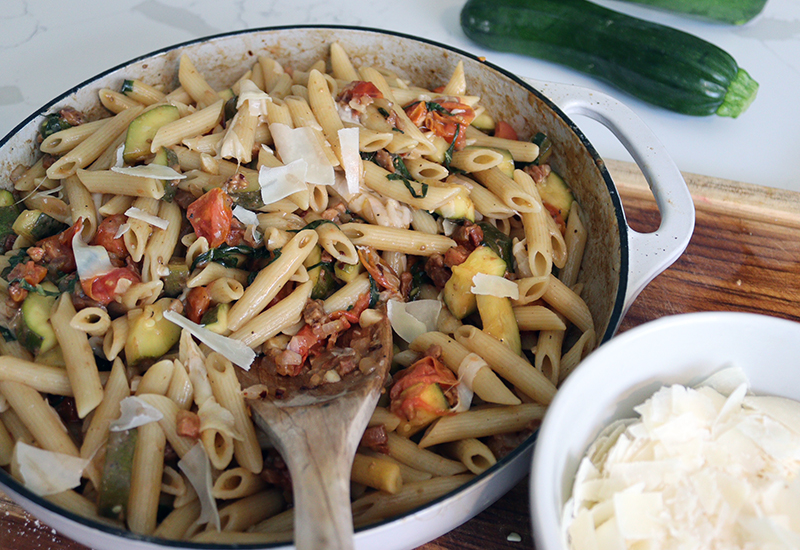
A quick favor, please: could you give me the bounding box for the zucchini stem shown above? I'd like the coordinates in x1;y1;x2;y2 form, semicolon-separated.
716;69;759;118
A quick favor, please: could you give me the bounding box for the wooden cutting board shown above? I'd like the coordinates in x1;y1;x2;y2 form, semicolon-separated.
1;160;799;550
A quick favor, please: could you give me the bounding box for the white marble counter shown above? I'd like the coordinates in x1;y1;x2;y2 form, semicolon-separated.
1;0;799;191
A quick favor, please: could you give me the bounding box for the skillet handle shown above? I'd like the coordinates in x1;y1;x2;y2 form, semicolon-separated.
522;78;696;312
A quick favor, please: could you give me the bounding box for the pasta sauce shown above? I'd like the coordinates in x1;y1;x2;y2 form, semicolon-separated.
0;41;592;542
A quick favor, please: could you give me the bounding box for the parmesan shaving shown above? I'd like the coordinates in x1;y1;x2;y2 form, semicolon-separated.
125;206;170;230
236;79;271;116
387;299;441;343
72;228;114;281
338;127;362;195
178;443;220;531
13;442;90;496
111;164;186;180
452;353;484;413
471;273;520;300
232;205;259;226
258;159;308;205
163;311;255;370
109;396;163;431
198;399;242;441
268;123;334;185
564;376;800;550
113;223;130;239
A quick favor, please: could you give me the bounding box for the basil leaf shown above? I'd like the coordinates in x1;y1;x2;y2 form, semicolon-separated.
190;244;271;271
377;107;390;118
387;174;429;199
425;101;453;116
368;274;380;308
0;326;16;342
16;280;61;297
444;123;460;168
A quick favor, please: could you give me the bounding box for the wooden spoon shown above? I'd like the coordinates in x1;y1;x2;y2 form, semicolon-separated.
236;314;393;550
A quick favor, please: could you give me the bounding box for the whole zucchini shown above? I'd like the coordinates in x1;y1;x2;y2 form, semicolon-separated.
460;0;759;117
620;0;768;26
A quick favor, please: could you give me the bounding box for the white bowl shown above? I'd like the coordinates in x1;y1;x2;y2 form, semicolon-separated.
530;311;800;550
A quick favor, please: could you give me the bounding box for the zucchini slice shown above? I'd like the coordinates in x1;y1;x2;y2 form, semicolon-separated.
123;104;180;164
12;209;68;242
17;281;59;354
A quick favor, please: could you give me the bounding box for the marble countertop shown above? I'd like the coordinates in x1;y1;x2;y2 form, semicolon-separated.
2;0;799;191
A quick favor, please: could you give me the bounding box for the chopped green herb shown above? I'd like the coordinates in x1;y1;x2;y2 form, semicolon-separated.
190;244;271;271
425;101;453;116
444;124;460;168
39;113;73;140
377;107;390;118
388;174;429;199
302;219;336;231
120;80;135;94
368;274;380;308
16;280;62;297
1;249;29;280
0;326;16;342
408;260;432;301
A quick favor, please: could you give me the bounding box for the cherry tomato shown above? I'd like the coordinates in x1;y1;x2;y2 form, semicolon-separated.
185;286;211;324
81;267;140;305
186;188;233;248
92;214;129;260
493;120;518;141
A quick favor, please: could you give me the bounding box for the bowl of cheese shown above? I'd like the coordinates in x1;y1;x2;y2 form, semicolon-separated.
530;311;800;550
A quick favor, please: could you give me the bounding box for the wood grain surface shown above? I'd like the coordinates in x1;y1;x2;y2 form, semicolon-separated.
1;160;798;550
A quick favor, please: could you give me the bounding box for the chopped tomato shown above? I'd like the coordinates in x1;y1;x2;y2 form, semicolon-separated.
432;85;446;93
36;219;83;274
186;188;234;248
543;203;567;236
92;214;129;260
7;260;47;287
328;291;370;324
285;324;323;374
404;101;428;126
403;99;476;151
493;120;518;141
337;81;383;104
225;216;246;247
390;356;457;424
81;267;140;305
357;247;400;292
185;286;212;324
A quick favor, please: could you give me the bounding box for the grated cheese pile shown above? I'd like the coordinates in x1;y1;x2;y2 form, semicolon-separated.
564;373;800;550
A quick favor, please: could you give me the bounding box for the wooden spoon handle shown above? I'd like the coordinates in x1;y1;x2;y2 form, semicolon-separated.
290;444;355;550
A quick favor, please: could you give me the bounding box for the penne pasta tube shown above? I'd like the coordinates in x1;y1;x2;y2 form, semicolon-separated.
409;332;520;406
77;169;165;199
230;280;312;349
472;167;540;214
150;99;224;153
212;466;266;499
351;453;403;494
153;500;202;540
46;105;144;179
127;422;166;535
442;438;497;475
0;356;73;396
40;119;108;155
51;294;104;418
227;229;318;331
558;329;597;384
513;305;568;332
69;306;111;337
449;147;505;173
315;221;358;265
418;404;546;448
559;202;587;288
339;223;455;256
541;274;595;334
217;489;284;532
385;432;467;476
206;353;262;474
454;325;557;405
465;125;539;162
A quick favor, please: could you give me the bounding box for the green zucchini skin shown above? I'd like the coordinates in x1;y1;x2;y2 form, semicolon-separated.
460;0;758;117
620;0;768;26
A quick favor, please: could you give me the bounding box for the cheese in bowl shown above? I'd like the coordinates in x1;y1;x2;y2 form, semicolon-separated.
564;368;800;549
0;38;595;544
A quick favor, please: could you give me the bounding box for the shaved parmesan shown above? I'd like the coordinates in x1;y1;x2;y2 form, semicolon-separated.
111;164;186;180
198;398;242;441
258;159;309;205
387;299;441;343
236;79;271;116
564;376;800;550
163;310;255;370
14;442;90;496
452;353;485;413
471;273;520;300
113;223;130;239
72;229;114;281
338;127;362;195
110;396;163;431
232;205;259;226
178;443;220;531
114;143;125;168
269;123;334;185
125;206;169;230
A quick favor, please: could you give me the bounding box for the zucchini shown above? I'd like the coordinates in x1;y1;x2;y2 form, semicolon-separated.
477;294;521;355
16;281;59;354
620;0;767;26
162;261;189;297
333;261;363;284
435;188;475;221
151;147;181;202
123;104;180;164
97;428;137;521
537;170;574;222
460;0;759;117
443;246;507;319
395;382;450;437
12;209;68;241
200;303;229;334
124;298;181;365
